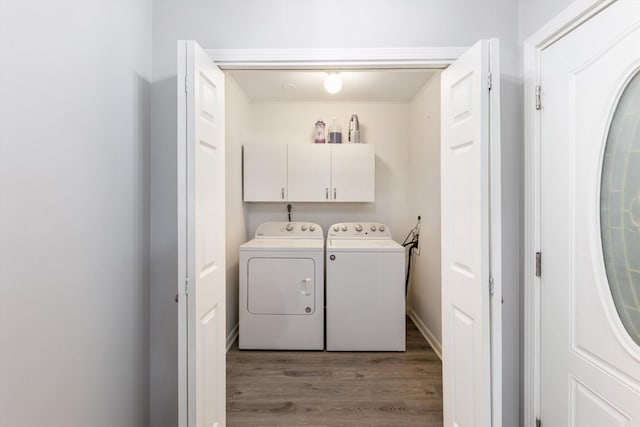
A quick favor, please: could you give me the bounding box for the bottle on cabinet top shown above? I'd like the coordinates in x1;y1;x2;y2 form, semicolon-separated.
348;114;360;143
328;117;342;144
314;119;326;144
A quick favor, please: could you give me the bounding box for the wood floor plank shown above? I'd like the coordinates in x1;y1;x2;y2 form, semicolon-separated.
227;317;443;426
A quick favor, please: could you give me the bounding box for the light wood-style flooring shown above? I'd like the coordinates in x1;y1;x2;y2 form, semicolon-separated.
227;318;443;426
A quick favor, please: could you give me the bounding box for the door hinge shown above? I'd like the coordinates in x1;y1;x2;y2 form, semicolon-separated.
535;85;541;110
536;417;541;427
488;73;492;91
535;252;542;277
184;75;189;94
489;275;495;296
184;277;189;295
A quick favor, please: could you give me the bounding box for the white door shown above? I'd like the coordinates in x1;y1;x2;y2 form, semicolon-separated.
540;2;640;425
441;39;500;427
330;144;375;202
287;144;331;201
243;144;287;202
177;40;226;427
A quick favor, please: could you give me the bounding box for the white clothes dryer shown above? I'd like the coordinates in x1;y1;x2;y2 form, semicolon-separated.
326;222;405;351
239;222;324;350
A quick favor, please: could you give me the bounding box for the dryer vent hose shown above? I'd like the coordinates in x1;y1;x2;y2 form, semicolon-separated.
402;217;421;295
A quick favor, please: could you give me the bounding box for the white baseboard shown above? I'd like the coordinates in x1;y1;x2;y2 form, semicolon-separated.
407;308;442;360
227;315;440;357
226;323;239;353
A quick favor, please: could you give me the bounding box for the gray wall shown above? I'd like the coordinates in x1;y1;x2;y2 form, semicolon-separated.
519;0;577;42
0;1;152;426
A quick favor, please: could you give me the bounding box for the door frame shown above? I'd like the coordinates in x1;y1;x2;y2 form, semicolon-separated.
206;44;502;424
523;1;617;426
205;43;466;361
205;47;466;70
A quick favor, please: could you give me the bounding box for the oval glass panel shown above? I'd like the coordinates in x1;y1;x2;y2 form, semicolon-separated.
601;70;640;346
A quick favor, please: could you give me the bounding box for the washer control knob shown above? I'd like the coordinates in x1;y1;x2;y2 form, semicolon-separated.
309;225;316;232
370;225;377;232
301;224;308;231
341;225;348;232
379;225;385;232
355;224;363;232
286;223;294;231
333;225;339;232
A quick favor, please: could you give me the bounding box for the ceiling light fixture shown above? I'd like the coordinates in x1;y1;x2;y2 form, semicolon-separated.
324;72;342;94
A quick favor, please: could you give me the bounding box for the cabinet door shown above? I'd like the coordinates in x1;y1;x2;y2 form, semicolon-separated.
288;144;331;202
330;144;375;202
243;144;287;201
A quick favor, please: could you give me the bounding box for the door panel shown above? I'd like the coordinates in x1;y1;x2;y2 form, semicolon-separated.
453;308;474;427
441;39;495;427
199;307;220;427
540;2;640;425
178;40;226;427
572;379;630;427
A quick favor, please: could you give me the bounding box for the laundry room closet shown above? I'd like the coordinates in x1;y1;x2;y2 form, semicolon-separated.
223;68;443;356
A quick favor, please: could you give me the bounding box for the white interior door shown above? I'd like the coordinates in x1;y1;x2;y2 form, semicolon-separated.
539;2;640;426
177;40;226;427
441;39;500;427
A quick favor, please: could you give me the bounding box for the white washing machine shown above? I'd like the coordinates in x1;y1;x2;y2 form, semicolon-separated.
326;222;405;351
239;222;324;350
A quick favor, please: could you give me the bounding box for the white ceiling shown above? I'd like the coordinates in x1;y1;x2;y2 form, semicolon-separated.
226;69;438;102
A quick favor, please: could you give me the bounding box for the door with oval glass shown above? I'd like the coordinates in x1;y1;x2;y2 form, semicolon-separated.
539;2;640;425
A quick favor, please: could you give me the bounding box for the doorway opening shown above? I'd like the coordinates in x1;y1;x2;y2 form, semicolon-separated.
223;67;445;424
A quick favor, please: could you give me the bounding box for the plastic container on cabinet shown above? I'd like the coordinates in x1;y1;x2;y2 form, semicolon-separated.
328;117;342;144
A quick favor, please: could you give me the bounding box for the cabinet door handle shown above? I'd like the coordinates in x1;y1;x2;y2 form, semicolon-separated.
334;188;337;200
281;187;285;200
325;188;328;200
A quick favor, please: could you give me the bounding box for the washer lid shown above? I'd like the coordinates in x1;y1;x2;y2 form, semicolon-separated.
326;239;403;252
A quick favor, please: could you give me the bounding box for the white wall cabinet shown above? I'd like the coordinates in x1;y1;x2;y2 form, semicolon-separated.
287;145;332;201
330;144;375;202
243;144;288;201
243;144;375;202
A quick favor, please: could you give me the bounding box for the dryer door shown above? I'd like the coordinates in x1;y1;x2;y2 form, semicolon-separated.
247;258;315;315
